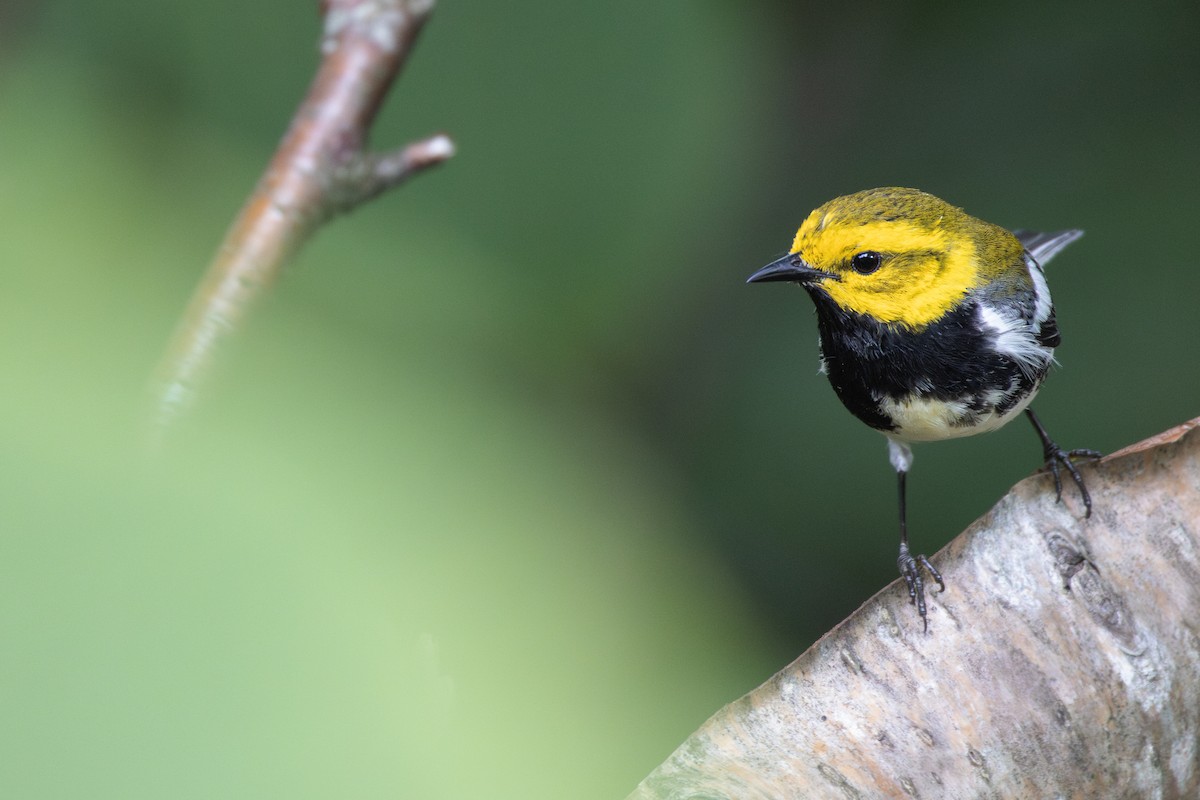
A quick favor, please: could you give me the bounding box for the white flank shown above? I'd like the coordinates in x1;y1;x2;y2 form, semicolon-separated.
1027;255;1054;328
978;304;1052;379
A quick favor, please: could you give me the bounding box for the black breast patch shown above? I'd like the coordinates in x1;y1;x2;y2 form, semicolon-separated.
806;293;1046;433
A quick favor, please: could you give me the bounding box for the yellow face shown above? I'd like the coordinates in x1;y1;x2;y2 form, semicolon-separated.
790;188;1023;330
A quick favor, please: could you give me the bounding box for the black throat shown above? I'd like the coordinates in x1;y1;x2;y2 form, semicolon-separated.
805;290;1044;433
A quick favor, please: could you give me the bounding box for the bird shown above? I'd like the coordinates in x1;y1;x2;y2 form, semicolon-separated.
747;187;1099;631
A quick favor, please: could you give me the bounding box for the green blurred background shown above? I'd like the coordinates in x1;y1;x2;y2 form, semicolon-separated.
2;1;1197;797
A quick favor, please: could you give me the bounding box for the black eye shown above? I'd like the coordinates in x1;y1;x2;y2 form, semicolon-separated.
850;251;883;274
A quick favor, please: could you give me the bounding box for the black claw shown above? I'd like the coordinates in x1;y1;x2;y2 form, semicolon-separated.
918;553;946;595
1026;410;1102;518
1041;445;1102;517
898;543;943;633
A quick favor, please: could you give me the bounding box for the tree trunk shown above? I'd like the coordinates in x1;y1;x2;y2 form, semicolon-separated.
629;418;1200;800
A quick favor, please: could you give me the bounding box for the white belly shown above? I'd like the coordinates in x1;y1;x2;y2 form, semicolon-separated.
880;388;1039;443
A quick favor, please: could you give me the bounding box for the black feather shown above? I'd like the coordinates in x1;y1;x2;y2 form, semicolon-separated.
807;291;1047;433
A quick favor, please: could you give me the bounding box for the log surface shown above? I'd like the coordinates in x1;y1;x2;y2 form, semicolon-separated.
630;419;1200;800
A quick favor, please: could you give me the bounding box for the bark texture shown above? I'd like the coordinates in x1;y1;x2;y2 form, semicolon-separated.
630;418;1200;800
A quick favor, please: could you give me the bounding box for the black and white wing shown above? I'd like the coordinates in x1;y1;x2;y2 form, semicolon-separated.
1011;228;1082;350
1013;228;1084;266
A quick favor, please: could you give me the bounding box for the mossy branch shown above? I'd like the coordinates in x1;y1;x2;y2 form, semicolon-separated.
630;418;1200;799
147;0;452;444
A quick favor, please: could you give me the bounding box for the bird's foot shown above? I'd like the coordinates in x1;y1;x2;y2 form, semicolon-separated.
898;543;945;633
1039;442;1103;518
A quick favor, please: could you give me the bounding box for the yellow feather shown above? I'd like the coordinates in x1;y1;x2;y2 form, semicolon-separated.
785;189;1022;330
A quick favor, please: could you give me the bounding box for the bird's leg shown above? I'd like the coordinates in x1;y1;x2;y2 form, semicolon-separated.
896;468;944;633
1025;409;1102;517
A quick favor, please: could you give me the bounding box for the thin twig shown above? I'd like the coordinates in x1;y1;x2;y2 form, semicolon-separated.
147;0;452;444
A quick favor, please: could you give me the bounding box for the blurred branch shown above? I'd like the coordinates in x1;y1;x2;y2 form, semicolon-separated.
147;0;452;443
629;418;1200;799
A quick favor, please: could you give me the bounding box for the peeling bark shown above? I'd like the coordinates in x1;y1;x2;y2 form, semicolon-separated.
630;418;1200;799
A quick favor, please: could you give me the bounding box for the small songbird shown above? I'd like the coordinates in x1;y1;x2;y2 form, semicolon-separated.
747;187;1099;631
